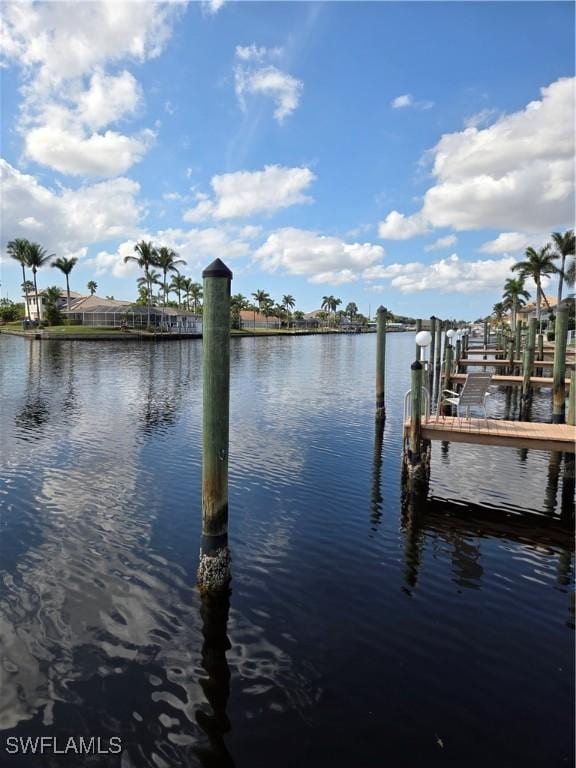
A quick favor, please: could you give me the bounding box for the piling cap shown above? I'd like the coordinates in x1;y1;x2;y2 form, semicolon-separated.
202;258;233;279
411;360;423;370
377;305;386;314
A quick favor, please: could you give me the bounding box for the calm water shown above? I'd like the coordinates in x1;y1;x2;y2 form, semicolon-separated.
0;333;573;768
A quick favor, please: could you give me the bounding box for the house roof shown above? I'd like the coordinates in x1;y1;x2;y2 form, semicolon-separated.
239;310;280;322
24;288;84;299
518;294;558;313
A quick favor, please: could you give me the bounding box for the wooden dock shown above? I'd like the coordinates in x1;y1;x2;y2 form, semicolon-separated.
448;373;571;387
404;416;576;452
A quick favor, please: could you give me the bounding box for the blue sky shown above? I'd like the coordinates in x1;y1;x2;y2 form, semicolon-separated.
1;1;574;318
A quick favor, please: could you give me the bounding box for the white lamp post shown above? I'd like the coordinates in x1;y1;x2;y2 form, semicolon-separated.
415;330;432;362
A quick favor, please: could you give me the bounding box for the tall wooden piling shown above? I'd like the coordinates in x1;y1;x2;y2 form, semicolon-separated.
455;338;461;372
443;343;453;389
198;258;233;593
404;360;430;483
508;332;515;375
514;321;522;375
567;366;575;427
429;317;436;372
415;319;422;360
376;305;387;419
521;317;537;405
483;321;488;348
435;320;442;369
552;304;568;423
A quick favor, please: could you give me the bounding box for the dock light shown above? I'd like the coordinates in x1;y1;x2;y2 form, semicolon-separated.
415;330;432;347
446;329;456;341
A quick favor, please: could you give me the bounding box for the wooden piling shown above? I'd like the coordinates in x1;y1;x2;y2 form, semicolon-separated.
404;360;430;483
429;317;436;372
376;305;387;419
521;317;537;405
455;338;461;372
443;344;453;389
435;320;442;369
198;258;233;593
415;319;422;360
514;321;522;375
552;305;569;423
508;333;515;375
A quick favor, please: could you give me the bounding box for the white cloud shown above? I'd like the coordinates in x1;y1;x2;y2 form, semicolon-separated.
378;211;430;240
184;165;315;221
391;93;433;110
202;0;227;14
308;269;358;285
1;1;182;176
363;253;517;294
380;77;575;237
0;2;181;84
478;231;550;255
90;226;250;278
25;125;155;177
235;45;282;62
76;70;142;130
1;158;142;257
424;234;458;252
253;227;384;283
234;46;302;123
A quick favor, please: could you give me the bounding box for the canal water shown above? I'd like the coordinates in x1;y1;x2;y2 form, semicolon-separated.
0;333;573;767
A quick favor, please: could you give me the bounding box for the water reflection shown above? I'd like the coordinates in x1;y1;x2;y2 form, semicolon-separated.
369;417;384;532
194;590;234;768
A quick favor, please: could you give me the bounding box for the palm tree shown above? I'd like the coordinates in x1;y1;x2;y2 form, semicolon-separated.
170;274;188;308
345;302;359;320
26;242;55;324
7;238;32;320
565;258;575;289
492;301;506;326
52;256;78;311
282;294;295;324
124;240;158;326
186;282;202;314
321;295;341;324
137;270;162;307
512;245;559;329
252;289;270;328
87;280;98;296
44;285;64;325
502;277;530;331
156;246;186;305
551;230;575;306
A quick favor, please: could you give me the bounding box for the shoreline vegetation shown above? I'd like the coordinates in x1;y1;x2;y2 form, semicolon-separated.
0;323;407;341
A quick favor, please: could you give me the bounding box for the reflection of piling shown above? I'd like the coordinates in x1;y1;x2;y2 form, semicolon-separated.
370;417;385;530
552;305;568;424
544;451;562;516
561;452;575;520
403;361;430;485
376;306;387;419
195;590;234;767
521;317;537;409
198;258;233;593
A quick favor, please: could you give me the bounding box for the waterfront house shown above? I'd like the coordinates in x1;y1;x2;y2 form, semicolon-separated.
238;310;281;329
63;295;203;332
24;288;84;322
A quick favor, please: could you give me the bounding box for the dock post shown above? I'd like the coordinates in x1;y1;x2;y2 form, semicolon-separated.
435;320;442;370
403;360;430;484
483;321;488;348
552;304;569;423
443;343;453;390
515;321;522;375
429;317;436;373
536;332;545;376
415;319;422;360
521;317;537;408
507;332;515;375
376;305;387;419
198;258;233;593
455;338;461;372
567;366;575;426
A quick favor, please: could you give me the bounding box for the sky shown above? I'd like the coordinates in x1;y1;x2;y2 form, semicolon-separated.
1;0;574;319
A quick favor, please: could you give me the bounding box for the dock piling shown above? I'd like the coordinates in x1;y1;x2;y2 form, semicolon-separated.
521;317;537;408
198;258;233;593
403;360;430;484
429;317;436;375
435;320;442;370
376;305;387;419
567;366;575;427
514;321;522;375
552;304;568;424
415;319;422;360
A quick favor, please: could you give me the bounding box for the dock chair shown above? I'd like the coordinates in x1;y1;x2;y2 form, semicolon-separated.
443;372;492;420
